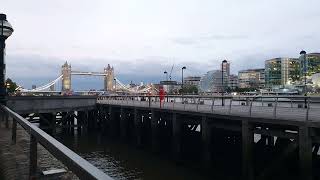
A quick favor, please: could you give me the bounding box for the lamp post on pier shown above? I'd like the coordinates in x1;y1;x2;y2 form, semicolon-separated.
164;71;168;81
299;50;308;108
221;60;227;106
0;14;14;104
181;66;186;94
164;71;168;102
181;66;186;104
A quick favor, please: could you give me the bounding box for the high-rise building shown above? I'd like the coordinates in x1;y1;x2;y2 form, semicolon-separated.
238;69;265;89
221;60;230;89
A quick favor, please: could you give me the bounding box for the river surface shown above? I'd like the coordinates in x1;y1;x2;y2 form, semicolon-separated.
55;131;213;180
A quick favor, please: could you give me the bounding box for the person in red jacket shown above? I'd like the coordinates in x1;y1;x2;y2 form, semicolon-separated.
159;87;165;108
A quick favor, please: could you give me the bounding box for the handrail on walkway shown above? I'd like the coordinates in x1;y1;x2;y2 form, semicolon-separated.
0;105;112;180
97;95;316;121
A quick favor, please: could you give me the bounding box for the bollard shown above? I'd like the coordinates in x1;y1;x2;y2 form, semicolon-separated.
211;98;215;113
306;98;310;121
249;99;253;117
273;98;278;119
172;99;175;110
229;98;233;114
196;98;199;111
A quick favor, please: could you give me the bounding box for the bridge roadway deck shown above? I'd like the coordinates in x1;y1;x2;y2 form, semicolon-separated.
98;99;320;127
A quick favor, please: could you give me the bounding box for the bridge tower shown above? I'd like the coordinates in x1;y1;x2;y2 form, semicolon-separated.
104;64;114;91
61;61;71;91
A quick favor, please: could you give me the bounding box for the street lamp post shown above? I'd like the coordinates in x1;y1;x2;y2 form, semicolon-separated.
164;71;168;102
0;14;14;104
300;50;307;108
221;60;225;106
181;66;186;94
181;66;186;103
6;82;10;95
164;71;168;81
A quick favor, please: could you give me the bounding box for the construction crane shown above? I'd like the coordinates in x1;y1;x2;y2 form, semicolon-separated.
169;64;174;81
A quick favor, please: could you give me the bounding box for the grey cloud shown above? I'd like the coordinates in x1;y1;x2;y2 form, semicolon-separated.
6;53;222;90
172;34;249;45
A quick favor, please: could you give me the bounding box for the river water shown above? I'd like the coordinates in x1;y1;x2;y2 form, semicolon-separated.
55;131;213;180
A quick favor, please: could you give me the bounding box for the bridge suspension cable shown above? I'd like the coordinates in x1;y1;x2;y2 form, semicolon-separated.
20;75;63;92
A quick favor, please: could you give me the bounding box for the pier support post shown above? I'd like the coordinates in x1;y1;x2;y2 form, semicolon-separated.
109;106;117;137
299;125;312;180
69;112;75;135
84;110;89;134
134;108;142;146
51;112;56;136
172;113;182;162
29;135;37;178
77;111;83;135
201;116;211;167
151;110;159;152
88;109;97;132
242;120;254;180
120;107;127;139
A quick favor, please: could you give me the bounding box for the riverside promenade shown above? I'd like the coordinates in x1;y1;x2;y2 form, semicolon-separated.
0;119;72;179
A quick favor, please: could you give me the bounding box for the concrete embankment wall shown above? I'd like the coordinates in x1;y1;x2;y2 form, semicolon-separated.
0;119;77;180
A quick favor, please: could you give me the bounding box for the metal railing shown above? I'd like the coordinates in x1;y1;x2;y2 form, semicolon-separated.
0;105;112;180
97;95;320;121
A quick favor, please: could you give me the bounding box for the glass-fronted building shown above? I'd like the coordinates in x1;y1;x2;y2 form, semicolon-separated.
306;53;320;76
281;58;300;85
183;76;201;86
238;69;265;89
199;70;223;92
228;74;238;90
265;58;282;88
265;58;300;88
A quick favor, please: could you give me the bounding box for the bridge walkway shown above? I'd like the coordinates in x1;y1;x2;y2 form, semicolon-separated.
97;98;320;126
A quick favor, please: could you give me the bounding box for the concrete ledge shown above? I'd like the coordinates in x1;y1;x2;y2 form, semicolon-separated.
7;96;97;114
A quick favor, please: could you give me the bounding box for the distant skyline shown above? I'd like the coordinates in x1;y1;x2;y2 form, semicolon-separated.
2;0;320;90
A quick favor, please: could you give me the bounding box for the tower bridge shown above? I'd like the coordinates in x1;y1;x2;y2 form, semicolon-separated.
61;61;114;92
19;62;158;94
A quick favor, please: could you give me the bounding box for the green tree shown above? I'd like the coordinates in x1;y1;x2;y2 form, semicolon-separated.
235;87;258;92
5;78;18;94
181;85;199;94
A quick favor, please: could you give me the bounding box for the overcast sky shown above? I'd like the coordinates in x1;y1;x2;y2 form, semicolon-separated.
2;0;320;90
